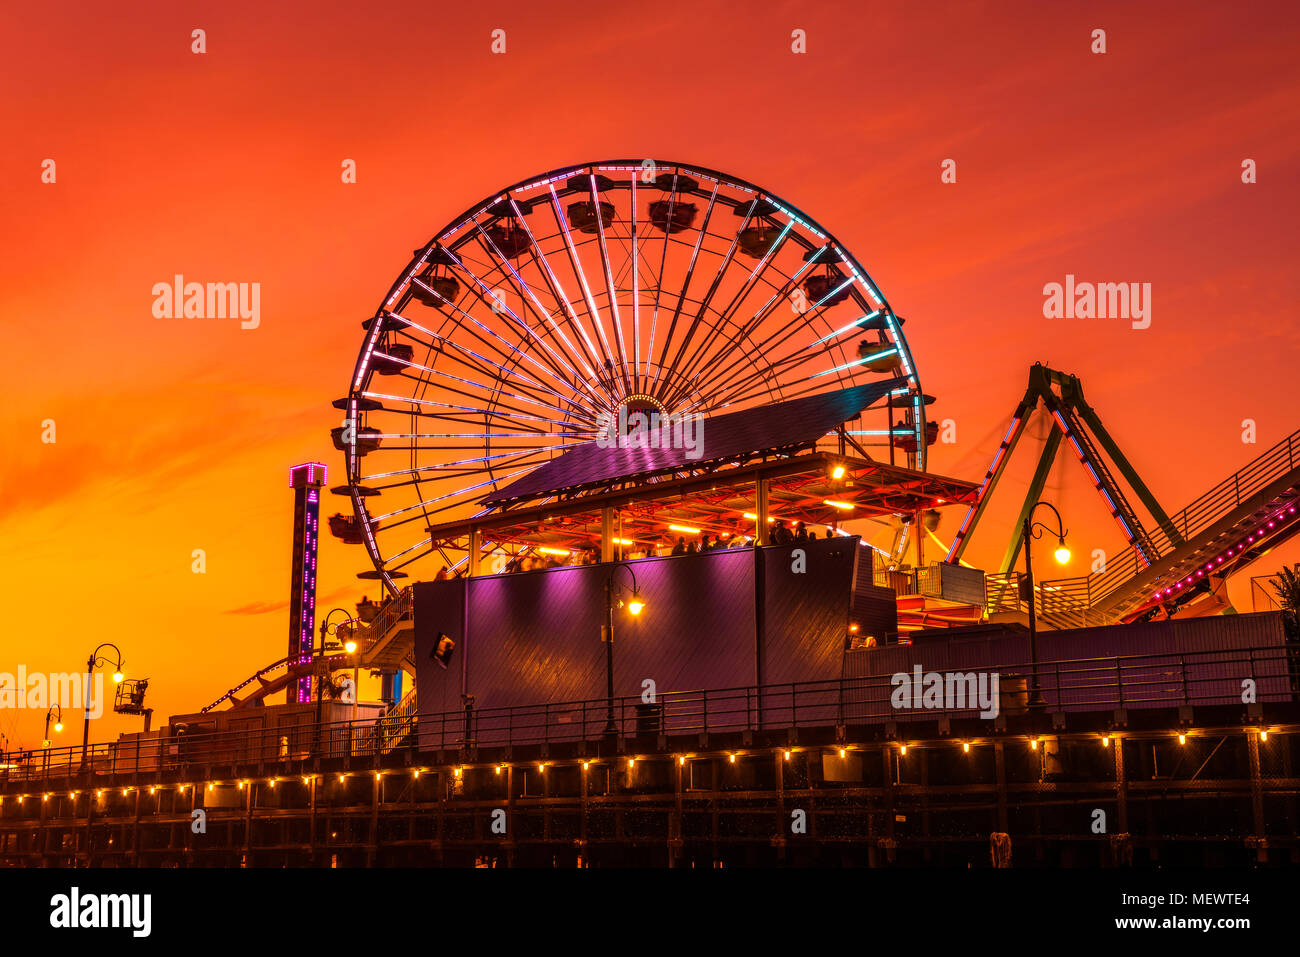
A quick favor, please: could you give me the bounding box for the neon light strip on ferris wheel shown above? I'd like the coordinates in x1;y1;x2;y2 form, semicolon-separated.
467;220;604;392
549;185;614;366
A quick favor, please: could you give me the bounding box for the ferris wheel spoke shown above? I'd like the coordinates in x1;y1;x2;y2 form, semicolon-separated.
546;187;618;379
384;357;589;422
471;217;600;388
643;174;683;392
676;242;856;409
660;211;747;390
465;224;612;407
649;184;719;402
664;218;797;407
409;267;590;406
369;356;588;425
435;252;596;405
672;260;819;411
586;173;633;397
697;335;856;411
630;172;640;393
360;391;585;431
503;196;606;373
362;446;585;484
391;310;575;409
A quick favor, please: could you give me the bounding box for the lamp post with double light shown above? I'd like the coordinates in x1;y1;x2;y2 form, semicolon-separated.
602;563;646;738
80;643;124;771
1023;501;1071;710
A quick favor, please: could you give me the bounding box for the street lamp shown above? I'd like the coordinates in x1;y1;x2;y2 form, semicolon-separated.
43;705;63;748
602;563;646;738
80;643;124;771
321;608;363;723
1023;501;1070;710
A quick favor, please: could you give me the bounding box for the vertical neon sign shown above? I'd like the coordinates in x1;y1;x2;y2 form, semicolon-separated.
288;463;327;703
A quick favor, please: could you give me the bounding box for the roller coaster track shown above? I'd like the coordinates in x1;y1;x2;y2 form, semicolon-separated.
200;651;357;713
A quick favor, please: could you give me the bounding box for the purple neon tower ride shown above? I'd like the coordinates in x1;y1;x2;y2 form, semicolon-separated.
288;463;326;703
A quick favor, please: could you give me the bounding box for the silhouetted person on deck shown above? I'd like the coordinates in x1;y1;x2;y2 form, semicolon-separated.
795;522;809;542
672;537;688;556
700;534;713;552
773;520;794;545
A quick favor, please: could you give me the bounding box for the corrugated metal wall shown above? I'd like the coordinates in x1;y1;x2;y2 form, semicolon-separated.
415;549;765;745
760;537;857;727
612;547;756;734
413;579;465;751
842;611;1292;723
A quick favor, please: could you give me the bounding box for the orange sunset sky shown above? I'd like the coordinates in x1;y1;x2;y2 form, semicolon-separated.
2;0;1299;749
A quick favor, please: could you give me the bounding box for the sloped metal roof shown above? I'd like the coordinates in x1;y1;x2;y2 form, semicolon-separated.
482;378;907;506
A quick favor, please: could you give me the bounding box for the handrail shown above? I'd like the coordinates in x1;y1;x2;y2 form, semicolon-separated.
363;587;414;655
1038;429;1300;616
2;642;1291;788
365;688;419;754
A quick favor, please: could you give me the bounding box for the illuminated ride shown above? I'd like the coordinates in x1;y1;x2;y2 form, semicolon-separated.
330;160;934;593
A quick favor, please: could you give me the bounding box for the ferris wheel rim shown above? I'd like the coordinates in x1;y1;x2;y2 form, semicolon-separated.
339;159;930;593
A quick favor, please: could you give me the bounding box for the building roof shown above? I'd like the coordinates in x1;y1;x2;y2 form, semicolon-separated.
482;378;908;507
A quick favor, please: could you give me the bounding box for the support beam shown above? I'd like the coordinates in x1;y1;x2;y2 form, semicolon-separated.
468;526;481;577
1001;428;1063;574
755;478;770;546
601;507;615;562
1076;400;1182;544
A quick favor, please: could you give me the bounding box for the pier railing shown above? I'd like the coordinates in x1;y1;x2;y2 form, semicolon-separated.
2;643;1293;788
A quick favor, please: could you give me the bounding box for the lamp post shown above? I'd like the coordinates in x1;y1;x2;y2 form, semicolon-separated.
1022;501;1071;710
43;705;63;748
80;643;124;771
320;608;362;725
602;563;646;738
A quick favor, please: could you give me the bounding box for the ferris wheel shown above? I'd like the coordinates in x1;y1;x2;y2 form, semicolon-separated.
331;160;931;592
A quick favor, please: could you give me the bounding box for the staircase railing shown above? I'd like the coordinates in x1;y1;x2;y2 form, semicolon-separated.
365;688;418;755
362;586;415;657
1038;427;1300;619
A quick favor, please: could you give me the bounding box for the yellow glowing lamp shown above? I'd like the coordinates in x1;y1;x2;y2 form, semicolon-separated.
112;671;124;684
1053;540;1071;565
831;465;846;480
54;722;63;733
344;640;358;654
627;594;645;616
